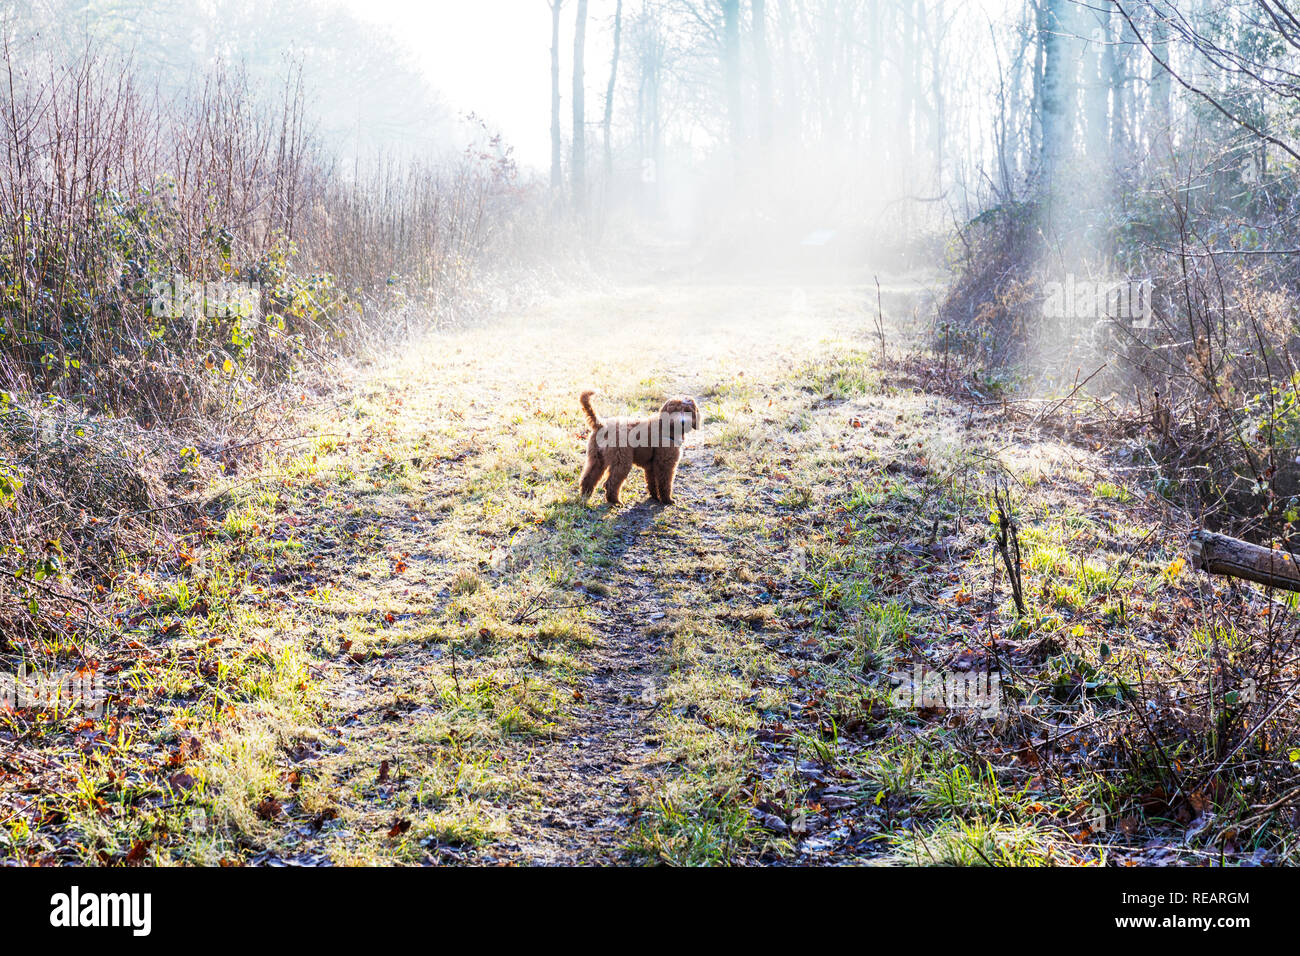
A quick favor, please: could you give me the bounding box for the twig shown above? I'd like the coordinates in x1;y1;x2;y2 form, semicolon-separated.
992;485;1026;617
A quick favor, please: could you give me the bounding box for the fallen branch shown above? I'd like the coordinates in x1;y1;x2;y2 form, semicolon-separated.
1188;530;1300;592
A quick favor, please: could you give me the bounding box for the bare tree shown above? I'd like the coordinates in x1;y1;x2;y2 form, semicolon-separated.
630;2;667;215
752;0;772;147
1085;3;1112;166
572;0;589;212
722;0;742;166
1148;1;1172;153
603;0;624;183
549;0;565;191
1110;0;1300;164
1037;0;1069;193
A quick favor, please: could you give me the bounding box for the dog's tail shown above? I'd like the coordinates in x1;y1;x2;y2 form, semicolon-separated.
579;390;601;429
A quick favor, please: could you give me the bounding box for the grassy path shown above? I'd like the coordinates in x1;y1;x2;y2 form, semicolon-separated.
207;276;916;865
10;268;1246;866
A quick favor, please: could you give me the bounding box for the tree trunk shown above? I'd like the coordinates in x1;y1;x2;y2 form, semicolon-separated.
603;0;623;184
752;0;772;148
912;0;925;163
722;0;743;168
1086;6;1109;166
1037;0;1068;194
1006;12;1028;188
1149;5;1172;154
550;0;564;191
776;0;799;145
929;0;945;194
633;6;665;218
572;0;589;213
1113;6;1134;163
1102;7;1120;163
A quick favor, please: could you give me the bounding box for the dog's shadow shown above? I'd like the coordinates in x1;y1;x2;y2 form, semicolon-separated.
541;496;666;567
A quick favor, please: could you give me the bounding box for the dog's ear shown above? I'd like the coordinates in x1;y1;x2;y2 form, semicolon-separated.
684;397;700;430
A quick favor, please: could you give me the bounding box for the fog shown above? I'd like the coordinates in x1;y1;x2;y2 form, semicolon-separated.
8;0;1300;877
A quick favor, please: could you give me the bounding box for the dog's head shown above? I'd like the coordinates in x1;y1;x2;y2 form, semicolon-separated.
658;396;701;438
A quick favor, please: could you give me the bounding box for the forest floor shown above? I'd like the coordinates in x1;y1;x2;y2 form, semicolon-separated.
2;258;1286;866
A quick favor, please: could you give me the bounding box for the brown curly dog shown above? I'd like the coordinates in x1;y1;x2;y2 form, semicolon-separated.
578;390;700;504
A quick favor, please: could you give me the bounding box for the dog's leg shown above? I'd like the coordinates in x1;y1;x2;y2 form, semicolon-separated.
656;450;680;505
644;462;661;502
605;458;633;504
580;451;606;500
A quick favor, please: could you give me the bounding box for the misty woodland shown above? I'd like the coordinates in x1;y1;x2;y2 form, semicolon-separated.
1;0;1299;868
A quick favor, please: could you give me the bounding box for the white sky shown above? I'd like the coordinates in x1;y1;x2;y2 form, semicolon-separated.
336;0;619;171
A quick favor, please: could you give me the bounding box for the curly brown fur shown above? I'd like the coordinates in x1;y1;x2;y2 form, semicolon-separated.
578;390;700;505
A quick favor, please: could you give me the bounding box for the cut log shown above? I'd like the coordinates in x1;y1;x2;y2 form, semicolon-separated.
1188;530;1300;592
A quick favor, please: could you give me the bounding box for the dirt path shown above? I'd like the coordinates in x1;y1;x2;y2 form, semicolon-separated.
186;270;946;865
5;265;1271;867
490;505;670;864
